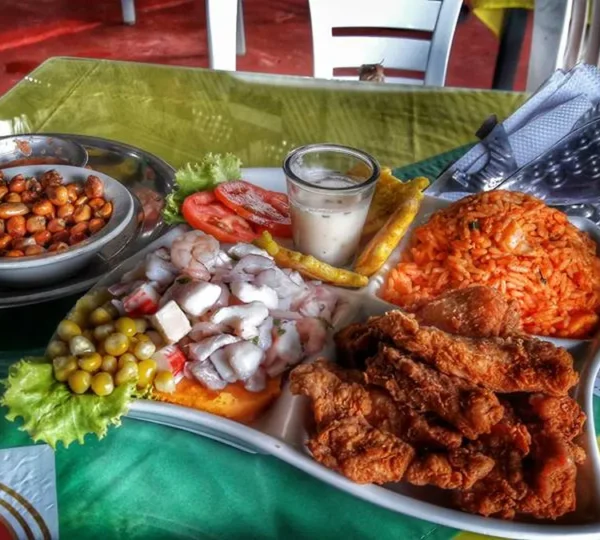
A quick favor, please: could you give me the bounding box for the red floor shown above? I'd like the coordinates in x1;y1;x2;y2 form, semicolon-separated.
0;0;531;97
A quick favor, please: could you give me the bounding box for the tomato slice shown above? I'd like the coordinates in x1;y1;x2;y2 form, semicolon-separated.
182;193;256;243
187;191;217;205
214;181;292;238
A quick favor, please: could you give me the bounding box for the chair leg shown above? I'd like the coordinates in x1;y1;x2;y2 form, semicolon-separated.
236;0;246;56
121;0;136;25
207;0;238;70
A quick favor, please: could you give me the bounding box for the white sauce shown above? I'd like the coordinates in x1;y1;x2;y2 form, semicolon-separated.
289;176;370;266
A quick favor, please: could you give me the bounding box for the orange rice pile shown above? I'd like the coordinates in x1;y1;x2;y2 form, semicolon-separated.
382;191;600;338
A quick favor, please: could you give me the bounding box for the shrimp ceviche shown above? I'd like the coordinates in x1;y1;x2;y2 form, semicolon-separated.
45;227;351;422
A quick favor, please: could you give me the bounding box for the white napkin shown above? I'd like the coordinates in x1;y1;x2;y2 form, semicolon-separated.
449;64;600;177
0;445;59;539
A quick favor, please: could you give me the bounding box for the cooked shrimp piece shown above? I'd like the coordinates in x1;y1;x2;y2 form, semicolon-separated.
170;230;220;279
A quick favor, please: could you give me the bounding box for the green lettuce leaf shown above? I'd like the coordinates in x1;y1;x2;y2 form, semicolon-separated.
1;358;134;449
162;153;242;225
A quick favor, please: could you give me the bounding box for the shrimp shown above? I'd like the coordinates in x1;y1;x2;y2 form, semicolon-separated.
170;230;220;279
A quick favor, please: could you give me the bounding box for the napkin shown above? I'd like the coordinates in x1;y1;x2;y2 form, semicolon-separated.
430;64;600;197
0;445;59;539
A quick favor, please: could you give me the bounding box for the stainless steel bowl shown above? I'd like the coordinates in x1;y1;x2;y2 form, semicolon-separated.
0;134;88;169
0;165;135;288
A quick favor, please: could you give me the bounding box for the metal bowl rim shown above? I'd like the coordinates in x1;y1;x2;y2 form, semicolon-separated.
0;134;89;168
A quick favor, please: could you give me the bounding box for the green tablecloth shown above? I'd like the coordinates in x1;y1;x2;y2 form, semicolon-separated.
1;58;591;540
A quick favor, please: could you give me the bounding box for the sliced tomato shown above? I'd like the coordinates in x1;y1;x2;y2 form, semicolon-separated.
214;181;292;238
187;191;217;205
182;193;256;243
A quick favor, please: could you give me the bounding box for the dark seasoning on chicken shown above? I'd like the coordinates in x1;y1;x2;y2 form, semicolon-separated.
291;286;586;521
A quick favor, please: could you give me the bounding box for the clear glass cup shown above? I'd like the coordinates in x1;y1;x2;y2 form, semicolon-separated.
283;143;380;266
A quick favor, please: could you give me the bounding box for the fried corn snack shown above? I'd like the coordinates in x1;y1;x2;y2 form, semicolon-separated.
362;169;429;237
354;184;423;277
254;232;368;288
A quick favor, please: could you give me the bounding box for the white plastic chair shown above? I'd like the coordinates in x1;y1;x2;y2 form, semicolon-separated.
307;0;462;86
121;0;135;25
206;0;246;70
584;0;600;67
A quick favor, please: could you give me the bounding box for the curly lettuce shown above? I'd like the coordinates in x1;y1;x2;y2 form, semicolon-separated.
1;359;135;449
163;153;242;224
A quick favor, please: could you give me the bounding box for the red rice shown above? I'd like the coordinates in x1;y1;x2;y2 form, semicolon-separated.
382;191;600;338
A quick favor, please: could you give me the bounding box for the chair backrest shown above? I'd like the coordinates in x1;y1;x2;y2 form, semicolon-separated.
584;0;600;66
564;0;587;68
527;0;600;92
308;0;462;86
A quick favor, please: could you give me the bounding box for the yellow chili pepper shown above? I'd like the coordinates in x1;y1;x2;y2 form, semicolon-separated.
253;232;368;288
354;184;423;277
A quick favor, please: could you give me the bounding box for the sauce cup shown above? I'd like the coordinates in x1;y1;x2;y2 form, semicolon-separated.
283;143;380;266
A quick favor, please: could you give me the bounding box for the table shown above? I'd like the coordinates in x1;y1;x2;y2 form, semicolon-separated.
0;57;577;539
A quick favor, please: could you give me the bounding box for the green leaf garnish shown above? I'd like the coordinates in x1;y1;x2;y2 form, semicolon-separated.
162;153;242;225
1;358;134;449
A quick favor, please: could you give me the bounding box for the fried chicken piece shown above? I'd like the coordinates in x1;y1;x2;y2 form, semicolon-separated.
457;399;582;520
392;408;463;450
405;448;495;490
290;361;462;449
370;310;578;396
459;395;584;520
511;393;586;519
290;361;372;427
519;434;580;519
415;286;522;337
516;394;586;441
292;362;478;486
455;464;526;520
334;322;380;370
366;346;504;439
307;417;415;484
454;405;531;519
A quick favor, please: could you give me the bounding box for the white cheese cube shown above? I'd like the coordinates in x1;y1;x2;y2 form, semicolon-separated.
150;300;192;344
177;281;222;317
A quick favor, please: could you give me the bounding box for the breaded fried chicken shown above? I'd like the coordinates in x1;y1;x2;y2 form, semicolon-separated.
414;285;522;338
289;361;374;427
454;405;531;519
366;346;504;439
302;288;584;521
334;322;380;370
512;393;586;519
405;448;495;490
308;417;415;484
519;434;581;519
516;393;586;441
370;310;578;396
290;361;462;450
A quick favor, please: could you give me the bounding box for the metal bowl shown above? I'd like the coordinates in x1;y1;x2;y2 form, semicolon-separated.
0;165;135;288
0;134;88;169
